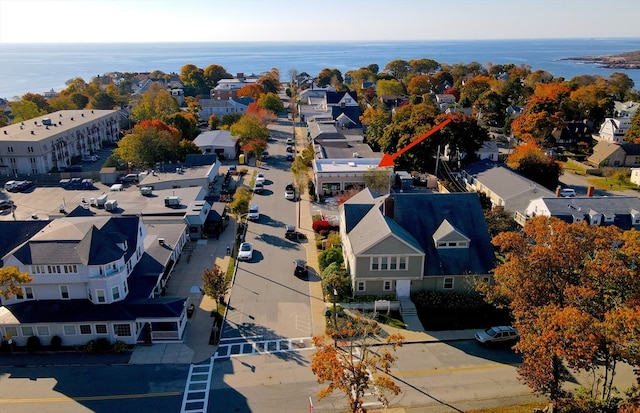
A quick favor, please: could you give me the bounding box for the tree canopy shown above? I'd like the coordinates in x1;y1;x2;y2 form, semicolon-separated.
486;216;640;408
0;266;33;300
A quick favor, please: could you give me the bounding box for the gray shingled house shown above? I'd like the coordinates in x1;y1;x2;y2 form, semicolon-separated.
339;189;495;297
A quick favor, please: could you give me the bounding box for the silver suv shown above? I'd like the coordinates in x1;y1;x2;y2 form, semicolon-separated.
475;326;519;346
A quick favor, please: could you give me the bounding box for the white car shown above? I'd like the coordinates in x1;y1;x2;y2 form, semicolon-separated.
255;173;265;185
284;183;295;200
237;242;253;261
560;188;576;197
248;204;259;221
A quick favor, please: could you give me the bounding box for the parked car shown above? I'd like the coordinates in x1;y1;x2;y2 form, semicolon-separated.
294;259;308;278
560;188;576;197
237;242;253;261
286;138;293;145
119;173;139;183
16;180;35;192
261;152;270;161
286;145;294;153
255;173;265;185
248;204;260;221
475;326;519;346
285;224;297;240
254;182;264;194
0;199;14;210
228;165;238;175
285;182;295;200
4;180;18;192
286;153;294;162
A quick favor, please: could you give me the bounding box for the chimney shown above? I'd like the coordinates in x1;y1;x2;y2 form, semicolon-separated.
587;186;594;197
383;197;395;219
555;185;561;197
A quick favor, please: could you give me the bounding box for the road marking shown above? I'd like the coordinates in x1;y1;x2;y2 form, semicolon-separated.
395;363;511;377
0;391;182;404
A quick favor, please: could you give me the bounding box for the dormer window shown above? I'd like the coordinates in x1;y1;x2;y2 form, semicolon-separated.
433;219;470;249
604;214;615;223
631;209;640;225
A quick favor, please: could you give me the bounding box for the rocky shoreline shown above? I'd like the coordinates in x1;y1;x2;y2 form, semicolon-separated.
563;50;640;69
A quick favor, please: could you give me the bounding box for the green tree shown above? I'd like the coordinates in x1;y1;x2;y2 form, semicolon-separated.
409;58;440;75
228;187;251;215
376;79;405;96
180;64;207;95
229;114;269;145
317;68;343;87
168;112;199;140
363;168;392;195
384;59;410;80
21;93;51;113
220;113;242;129
257;92;284;114
130;83;180;124
258;68;280;94
0;267;33;300
311;314;404;413
202;264;229;307
10;99;47;122
89;91;117;110
318;247;344;272
177;139;203;161
203;64;232;89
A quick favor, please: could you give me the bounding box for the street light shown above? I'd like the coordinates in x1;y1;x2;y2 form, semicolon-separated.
333;288;338;328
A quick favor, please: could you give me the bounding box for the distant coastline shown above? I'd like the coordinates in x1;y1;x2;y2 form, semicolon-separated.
563;50;640;69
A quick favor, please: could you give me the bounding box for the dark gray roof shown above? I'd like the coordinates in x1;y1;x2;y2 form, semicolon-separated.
3;297;186;323
185;154;219;166
325;91;358;104
0;220;50;266
331;106;362;126
538;196;640;230
392;193;495;276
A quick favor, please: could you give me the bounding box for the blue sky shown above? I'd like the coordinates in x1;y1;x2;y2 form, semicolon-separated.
1;0;639;43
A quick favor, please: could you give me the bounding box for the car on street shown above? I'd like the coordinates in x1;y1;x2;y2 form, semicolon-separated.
4;180;18;192
475;326;519;346
0;199;14;210
261;151;270;161
286;138;293;145
294;259;308;278
248;204;260;221
560;188;576;197
286;153;294;162
285;183;295;200
16;180;35;192
120;173;139;184
255;173;265;185
286;145;294;153
254;182;264;194
237;242;253;261
285;224;297;240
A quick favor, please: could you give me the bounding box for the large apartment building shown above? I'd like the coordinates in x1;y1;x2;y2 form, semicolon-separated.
0;109;120;177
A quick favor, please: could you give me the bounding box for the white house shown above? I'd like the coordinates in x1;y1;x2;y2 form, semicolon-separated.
598;117;632;143
631;167;640;186
193;130;238;160
0;214;190;347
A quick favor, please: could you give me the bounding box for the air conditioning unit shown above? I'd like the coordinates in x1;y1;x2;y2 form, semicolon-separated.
158;238;165;246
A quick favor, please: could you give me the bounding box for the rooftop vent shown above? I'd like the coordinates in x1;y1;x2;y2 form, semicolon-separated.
158;238;165;246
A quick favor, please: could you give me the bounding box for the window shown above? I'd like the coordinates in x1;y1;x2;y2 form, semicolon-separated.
24;287;33;299
383;281;392;291
96;324;108;335
60;285;69;299
32;265;45;274
112;286;120;300
96;289;106;303
398;257;406;270
114;324;131;337
63;325;77;335
5;327;18;338
21;326;34;337
356;281;365;292
380;257;388;270
79;325;92;335
389;258;397;270
36;326;50;336
371;258;379;271
443;277;454;290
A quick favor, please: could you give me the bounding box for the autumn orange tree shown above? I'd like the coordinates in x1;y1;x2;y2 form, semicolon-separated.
487;216;640;408
202;264;229;310
311;312;404;413
0;267;33;300
506;141;561;190
511;83;570;144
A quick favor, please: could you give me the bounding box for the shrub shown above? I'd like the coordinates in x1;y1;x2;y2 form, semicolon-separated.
113;340;128;353
85;340;96;353
318;247;344;271
312;214;323;222
26;335;42;352
49;335;62;351
312;220;331;233
94;337;112;352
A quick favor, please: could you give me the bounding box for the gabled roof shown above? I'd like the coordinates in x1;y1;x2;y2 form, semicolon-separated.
8;216;140;266
325;91;357;105
463;159;555;212
535;196;640;230
391;193;495;276
432;219;470;243
0;220;50;266
331;106;362;126
588;141;627;164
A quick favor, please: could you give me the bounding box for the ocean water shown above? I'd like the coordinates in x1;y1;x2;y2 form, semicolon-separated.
0;38;639;99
